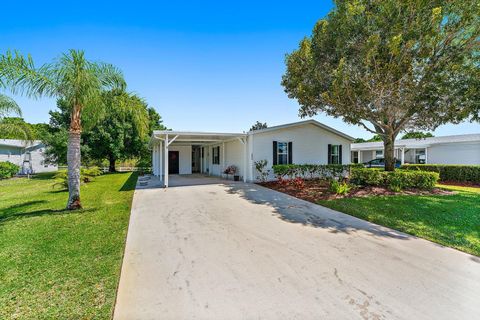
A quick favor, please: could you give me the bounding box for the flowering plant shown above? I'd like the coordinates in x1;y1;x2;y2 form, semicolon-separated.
223;165;237;175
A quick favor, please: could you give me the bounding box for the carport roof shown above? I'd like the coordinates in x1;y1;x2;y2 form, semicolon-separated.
151;130;246;146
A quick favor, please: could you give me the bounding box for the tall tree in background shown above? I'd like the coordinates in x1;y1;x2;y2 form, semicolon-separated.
282;0;479;170
401;132;434;140
249;121;268;131
1;50;125;209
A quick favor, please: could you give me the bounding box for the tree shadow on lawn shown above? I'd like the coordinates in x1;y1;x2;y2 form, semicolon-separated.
0;200;96;225
224;183;411;241
119;172;139;192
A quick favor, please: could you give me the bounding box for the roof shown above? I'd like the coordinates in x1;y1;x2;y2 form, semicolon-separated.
151;131;246;146
0;139;42;148
351;133;480;150
248;119;355;141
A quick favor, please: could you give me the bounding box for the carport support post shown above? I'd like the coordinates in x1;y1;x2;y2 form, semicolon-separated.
401;148;405;165
164;134;169;188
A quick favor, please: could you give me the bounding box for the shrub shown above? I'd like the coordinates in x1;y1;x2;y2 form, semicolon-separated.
290;177;305;189
328;179;352;195
401;164;480;183
0;162;20;179
53;166;103;189
351;168;439;191
254;160;269;182
272;164;362;180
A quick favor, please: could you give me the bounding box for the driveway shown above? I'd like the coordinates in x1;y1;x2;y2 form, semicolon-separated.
114;175;480;320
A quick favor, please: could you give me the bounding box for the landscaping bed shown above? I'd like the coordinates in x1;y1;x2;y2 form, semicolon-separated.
259;179;453;202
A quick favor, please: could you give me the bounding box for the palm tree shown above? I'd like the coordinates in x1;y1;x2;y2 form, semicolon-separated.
1;50;125;209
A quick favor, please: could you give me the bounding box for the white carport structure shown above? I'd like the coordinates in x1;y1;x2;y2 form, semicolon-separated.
151;131;248;187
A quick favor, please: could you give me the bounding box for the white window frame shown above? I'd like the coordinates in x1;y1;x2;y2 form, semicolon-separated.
277;142;289;165
330;145;340;164
375;150;384;158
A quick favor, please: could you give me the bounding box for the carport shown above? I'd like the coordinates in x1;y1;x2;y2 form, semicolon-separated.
150;131;248;187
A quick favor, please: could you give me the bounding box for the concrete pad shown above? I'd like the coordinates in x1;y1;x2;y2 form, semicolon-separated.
114;179;480;320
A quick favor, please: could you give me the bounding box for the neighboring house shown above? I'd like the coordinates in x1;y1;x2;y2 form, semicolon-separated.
351;134;480;165
0;139;57;174
150;120;354;187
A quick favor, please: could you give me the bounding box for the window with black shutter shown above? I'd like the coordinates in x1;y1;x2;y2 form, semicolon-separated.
328;144;342;164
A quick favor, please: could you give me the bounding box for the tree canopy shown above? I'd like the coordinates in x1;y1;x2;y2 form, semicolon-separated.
249;121;268;131
282;0;479;170
401;131;434;140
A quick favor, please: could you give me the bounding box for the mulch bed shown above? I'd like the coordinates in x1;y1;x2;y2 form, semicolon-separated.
438;181;480;188
258;179;454;202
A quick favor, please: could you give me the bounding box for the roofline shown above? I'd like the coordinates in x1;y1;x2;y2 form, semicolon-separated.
248;119;355;141
152;131;246;137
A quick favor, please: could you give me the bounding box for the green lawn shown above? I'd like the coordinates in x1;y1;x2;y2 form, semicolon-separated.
0;172;137;320
319;185;480;256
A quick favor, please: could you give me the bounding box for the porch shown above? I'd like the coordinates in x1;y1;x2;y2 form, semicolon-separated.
150;131;248;187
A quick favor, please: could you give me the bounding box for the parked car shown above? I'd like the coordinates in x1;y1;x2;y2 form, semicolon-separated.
364;158;402;168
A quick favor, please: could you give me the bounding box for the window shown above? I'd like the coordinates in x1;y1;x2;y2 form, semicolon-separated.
277;142;289;165
375;150;384;158
329;145;341;164
415;149;426;164
212;146;220;164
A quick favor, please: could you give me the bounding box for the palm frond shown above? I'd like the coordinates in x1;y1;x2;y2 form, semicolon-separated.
0;94;21;118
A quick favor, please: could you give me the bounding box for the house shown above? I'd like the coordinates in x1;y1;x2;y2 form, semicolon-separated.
351;133;480;165
150;120;354;187
0;139;57;174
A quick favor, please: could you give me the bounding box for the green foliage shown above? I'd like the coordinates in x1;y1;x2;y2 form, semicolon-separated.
351;168;439;191
272;164;363;180
401;164;480;183
401;132;434;140
0;161;19;179
328;179;352;195
53;166;103;189
249;121;268;131
282;0;480;170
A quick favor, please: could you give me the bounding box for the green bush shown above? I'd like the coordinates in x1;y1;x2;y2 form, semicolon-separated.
272;164;363;180
0;162;20;179
401;164;480;182
351;168;439;191
52;166;103;189
328;179;352;195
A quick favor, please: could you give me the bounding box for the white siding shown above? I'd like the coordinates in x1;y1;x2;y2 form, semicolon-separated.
0;144;57;173
249;123;352;181
428;142;480;165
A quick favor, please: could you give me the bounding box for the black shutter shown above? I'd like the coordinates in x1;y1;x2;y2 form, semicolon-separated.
339;145;343;164
288;142;293;164
273;141;278;165
327;144;332;164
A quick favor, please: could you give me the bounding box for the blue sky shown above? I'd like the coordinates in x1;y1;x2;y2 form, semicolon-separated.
1;0;478;138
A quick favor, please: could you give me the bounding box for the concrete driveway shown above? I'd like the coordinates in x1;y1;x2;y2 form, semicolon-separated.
114;175;480;320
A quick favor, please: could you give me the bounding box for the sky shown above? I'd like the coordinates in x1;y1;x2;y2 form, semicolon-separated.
1;0;478;139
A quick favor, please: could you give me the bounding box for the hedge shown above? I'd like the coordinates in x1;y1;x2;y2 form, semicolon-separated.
351;168;439;191
401;164;480;182
272;164;364;180
0;161;20;179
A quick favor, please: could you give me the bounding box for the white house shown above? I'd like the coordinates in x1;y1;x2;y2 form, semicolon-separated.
351;134;480;165
0;139;58;174
150;120;354;187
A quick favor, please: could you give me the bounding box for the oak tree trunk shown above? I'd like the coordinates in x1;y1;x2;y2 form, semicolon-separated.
67;104;82;210
383;132;396;172
109;155;116;173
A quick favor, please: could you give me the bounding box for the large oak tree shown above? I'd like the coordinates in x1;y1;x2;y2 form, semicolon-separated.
282;0;479;170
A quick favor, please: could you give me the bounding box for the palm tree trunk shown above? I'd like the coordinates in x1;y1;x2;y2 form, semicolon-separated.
67;105;82;210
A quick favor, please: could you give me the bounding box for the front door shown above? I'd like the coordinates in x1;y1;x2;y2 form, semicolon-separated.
168;151;179;174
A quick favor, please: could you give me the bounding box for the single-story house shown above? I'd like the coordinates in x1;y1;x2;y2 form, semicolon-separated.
150;120;354;187
351;133;480;165
0;139;57;174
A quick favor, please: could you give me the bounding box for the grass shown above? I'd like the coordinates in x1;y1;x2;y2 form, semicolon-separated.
0;172;137;320
318;184;480;256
